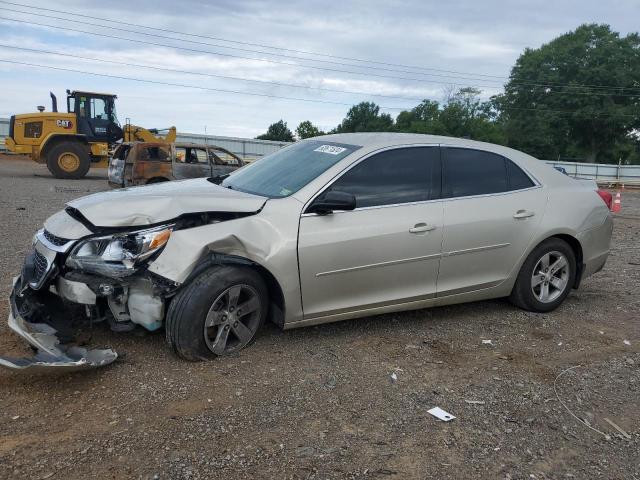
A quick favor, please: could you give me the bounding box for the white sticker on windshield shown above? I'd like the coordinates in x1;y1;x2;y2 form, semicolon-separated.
314;145;347;155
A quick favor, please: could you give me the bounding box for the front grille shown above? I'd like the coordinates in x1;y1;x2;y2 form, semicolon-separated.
43;229;71;247
33;249;50;285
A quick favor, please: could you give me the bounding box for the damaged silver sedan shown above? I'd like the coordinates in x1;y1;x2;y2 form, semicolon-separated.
2;133;613;371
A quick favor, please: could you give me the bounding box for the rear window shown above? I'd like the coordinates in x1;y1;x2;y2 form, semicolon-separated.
507;159;535;190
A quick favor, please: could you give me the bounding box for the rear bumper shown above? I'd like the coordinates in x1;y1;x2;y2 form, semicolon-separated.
0;278;117;372
578;213;614;280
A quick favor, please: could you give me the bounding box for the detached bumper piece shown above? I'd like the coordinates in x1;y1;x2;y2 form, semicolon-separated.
0;279;117;373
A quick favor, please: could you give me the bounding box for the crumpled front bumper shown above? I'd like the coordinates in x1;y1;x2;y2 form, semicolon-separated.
0;278;118;373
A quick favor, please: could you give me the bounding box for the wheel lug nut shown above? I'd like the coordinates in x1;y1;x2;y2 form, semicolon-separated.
224;325;230;330
233;322;238;327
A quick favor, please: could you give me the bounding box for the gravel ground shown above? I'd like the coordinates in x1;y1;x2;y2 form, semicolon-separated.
0;155;638;480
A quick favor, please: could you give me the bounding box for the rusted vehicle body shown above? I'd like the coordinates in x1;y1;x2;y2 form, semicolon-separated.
108;142;244;187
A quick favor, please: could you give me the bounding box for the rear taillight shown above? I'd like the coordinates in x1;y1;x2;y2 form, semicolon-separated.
596;189;613;210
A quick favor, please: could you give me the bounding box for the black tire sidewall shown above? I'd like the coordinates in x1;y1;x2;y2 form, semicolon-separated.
46;142;91;179
167;266;268;361
514;238;576;312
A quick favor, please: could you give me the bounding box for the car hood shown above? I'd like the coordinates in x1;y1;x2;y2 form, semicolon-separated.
66;178;268;228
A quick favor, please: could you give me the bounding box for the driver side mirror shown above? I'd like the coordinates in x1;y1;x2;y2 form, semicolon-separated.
307;190;356;215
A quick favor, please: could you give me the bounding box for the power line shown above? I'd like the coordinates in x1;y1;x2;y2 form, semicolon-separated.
2;59;637;118
0;15;507;90
0;58;401;109
0;0;514;80
0;44;430;102
5;44;638;103
2;9;639;95
2;7;511;84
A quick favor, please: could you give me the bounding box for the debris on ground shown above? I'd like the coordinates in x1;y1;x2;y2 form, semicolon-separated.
0;158;639;478
428;407;456;422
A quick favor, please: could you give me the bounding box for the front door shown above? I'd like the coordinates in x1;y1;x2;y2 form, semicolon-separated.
76;95;111;142
437;147;545;296
173;146;213;179
298;146;443;319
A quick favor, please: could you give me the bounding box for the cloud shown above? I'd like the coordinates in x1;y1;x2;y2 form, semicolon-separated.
0;0;637;136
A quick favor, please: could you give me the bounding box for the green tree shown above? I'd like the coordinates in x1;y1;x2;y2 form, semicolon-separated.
395;99;443;134
333;102;395;133
295;120;325;139
495;24;640;163
438;88;505;143
394;90;504;143
256;120;295;142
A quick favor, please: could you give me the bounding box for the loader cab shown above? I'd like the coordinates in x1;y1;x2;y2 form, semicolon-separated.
66;90;123;143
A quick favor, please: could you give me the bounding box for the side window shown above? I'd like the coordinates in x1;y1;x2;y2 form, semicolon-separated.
328;147;440;208
443;148;508;198
506;159;535;190
175;147;186;163
210;149;241;166
90;98;107;120
184;148;208;164
78;97;88;118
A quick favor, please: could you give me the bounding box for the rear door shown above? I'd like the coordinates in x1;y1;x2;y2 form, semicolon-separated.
437;147;545;296
173;146;213;179
298;146;443;319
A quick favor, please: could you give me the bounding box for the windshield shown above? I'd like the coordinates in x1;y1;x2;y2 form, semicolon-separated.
221;140;360;198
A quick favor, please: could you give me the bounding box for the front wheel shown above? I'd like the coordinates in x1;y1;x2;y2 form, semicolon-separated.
46;141;91;179
165;266;268;361
509;238;576;312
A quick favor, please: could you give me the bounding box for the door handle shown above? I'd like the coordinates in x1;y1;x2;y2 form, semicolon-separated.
409;223;436;234
513;210;535;219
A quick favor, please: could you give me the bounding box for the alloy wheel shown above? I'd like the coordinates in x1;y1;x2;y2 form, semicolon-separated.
203;284;262;354
530;250;570;303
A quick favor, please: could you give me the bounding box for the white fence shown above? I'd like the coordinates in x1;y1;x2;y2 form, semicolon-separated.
175;132;288;162
1;117;638;182
545;160;640;185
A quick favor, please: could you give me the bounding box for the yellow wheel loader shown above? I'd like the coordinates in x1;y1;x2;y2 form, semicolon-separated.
5;90;176;179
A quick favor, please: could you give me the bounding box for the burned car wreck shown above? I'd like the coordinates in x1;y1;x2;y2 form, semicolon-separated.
1;133;612;372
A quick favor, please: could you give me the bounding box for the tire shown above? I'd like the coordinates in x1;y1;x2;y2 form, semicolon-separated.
46;141;91;179
509;238;576;313
165;265;268;361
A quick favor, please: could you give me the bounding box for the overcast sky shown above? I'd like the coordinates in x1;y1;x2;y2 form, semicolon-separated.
0;0;637;137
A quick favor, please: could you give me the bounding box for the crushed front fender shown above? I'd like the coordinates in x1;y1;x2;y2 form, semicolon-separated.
0;279;117;373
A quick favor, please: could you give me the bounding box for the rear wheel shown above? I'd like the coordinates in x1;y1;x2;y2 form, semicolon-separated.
165;266;268;361
46;142;91;179
510;238;576;312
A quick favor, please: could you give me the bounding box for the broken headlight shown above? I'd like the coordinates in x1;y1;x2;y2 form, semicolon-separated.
65;225;173;278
